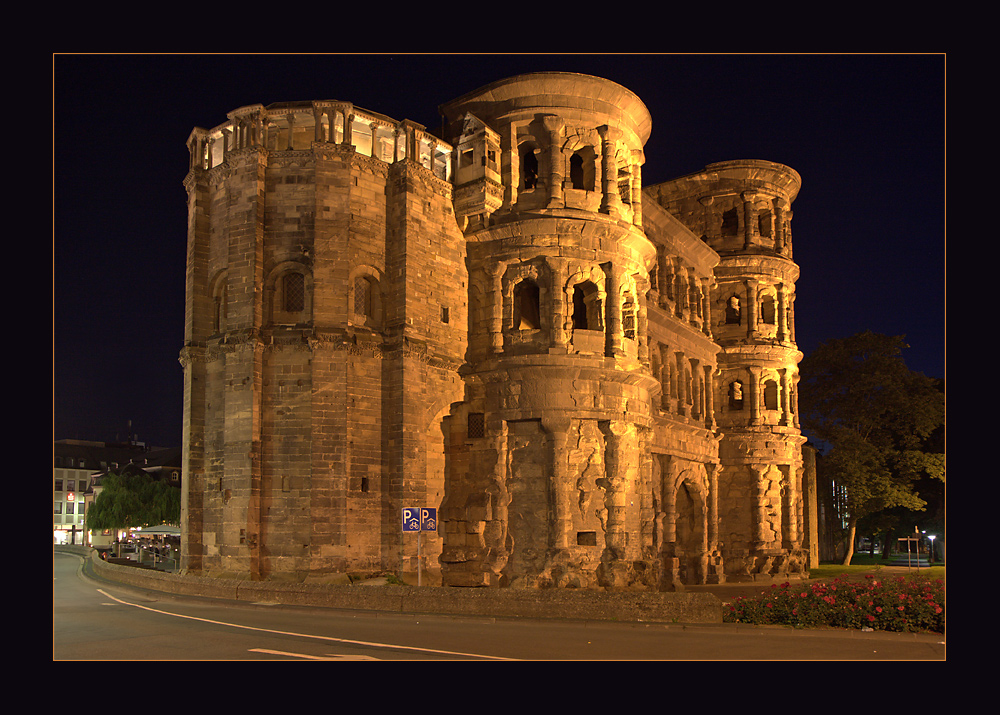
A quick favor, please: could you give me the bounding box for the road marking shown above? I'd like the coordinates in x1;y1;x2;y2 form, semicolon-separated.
97;589;515;660
249;648;379;660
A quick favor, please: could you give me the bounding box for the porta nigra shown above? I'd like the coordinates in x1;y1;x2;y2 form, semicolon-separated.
179;72;814;590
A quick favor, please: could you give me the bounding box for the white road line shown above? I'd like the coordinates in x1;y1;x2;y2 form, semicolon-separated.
249;648;378;660
97;589;515;660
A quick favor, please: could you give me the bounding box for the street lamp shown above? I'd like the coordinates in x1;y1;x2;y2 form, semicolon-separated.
927;534;936;563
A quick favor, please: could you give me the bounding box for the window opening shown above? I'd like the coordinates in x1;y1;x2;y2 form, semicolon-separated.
572;285;589;329
514;280;541;330
761;294;776;324
764;380;779;411
283;272;305;313
521;148;538;189
467;413;485;438
729;382;744;411
725;296;741;324
570;153;584;189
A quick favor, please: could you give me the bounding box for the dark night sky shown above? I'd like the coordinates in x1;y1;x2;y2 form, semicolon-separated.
53;53;945;450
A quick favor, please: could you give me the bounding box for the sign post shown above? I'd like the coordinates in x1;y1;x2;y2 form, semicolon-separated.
402;507;437;586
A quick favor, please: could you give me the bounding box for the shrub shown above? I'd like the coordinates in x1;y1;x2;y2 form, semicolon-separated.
723;574;944;633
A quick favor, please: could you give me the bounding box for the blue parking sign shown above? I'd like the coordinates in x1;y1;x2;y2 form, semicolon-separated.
402;507;437;532
402;508;421;532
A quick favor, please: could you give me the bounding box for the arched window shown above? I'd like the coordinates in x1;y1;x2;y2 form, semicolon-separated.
569;147;596;191
764;380;779;411
572;281;601;330
353;274;382;327
729;381;744;411
282;272;305;313
726;295;741;325
514;279;540;330
721;207;739;236
214;283;228;333
761;294;776;325
521;146;538;190
211;270;229;334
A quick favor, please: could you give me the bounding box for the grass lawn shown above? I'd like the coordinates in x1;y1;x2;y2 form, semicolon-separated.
810;557;945;581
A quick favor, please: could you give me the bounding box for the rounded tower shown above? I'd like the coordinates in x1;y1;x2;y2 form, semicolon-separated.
649;160;809;582
436;73;661;588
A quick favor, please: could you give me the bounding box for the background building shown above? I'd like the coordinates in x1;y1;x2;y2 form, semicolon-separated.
180;72;813;588
53;438;180;547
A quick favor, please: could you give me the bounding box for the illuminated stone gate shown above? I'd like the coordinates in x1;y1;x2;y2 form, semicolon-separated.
179;72;811;588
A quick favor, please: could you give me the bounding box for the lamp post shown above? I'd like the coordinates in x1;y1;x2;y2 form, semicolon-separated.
927;534;936;563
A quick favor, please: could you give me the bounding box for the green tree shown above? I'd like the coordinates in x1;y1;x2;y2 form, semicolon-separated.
798;331;944;565
86;470;180;536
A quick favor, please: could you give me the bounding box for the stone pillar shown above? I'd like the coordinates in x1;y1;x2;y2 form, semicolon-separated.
777;283;788;342
745;279;758;340
675;352;687;416
701;277;713;338
774;202;786;253
636;276;649;364
487;262;505;355
601;421;630;560
544;418;572;550
542;116;564;208
748;366;761;425
751;464;768;548
549;259;569;351
604;262;623;357
630;152;643;227
742;191;757;250
703;363;716;431
779;368;791;426
598;125;621;215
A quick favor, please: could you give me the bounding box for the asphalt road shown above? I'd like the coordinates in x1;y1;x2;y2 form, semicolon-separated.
53;552;945;661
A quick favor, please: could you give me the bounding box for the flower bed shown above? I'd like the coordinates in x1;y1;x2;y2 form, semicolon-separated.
723;574;944;633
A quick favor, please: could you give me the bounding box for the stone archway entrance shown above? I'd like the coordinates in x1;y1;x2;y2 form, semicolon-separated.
667;468;709;586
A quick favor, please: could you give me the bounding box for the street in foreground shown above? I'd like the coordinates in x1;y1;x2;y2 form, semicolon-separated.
54;552;944;661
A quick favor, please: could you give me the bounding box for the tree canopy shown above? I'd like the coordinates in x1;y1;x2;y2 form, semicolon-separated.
86;469;180;533
797;331;944;564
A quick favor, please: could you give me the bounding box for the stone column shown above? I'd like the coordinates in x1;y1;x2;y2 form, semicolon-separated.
774;201;786;253
701;277;713;338
751;464;768;548
342;111;354;147
703;364;716;430
779;368;791;426
777;283;788;342
675;352;686;416
742;191;757;250
544;418;572;550
745;279;758;341
748;366;761;425
487;262;505;355
549;258;568;351
603;262;623;357
636;275;649;364
542;116;564;208
598;125;621;215
630;152;643;227
706;462;719;551
601;421;631;560
285;113;295;150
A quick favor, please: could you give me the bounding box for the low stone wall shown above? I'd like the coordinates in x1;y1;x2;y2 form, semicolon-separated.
61;547;722;624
